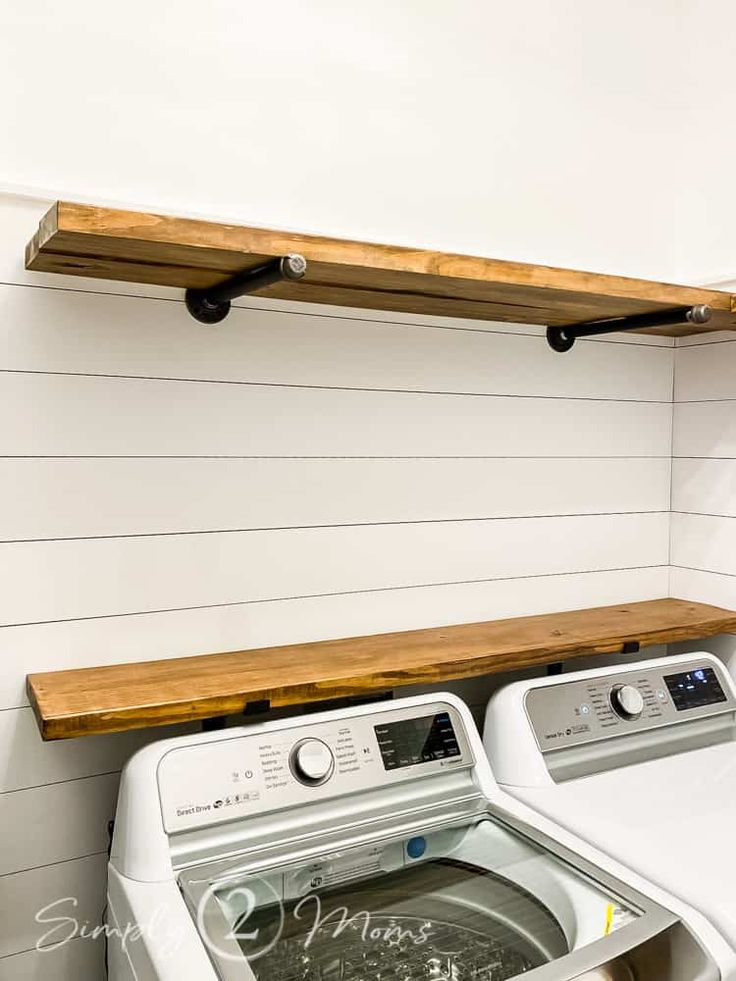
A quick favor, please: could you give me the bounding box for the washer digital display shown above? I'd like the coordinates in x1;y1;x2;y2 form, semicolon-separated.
374;712;461;770
663;667;727;712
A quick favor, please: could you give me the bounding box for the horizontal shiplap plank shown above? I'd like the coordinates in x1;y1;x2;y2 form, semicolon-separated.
0;708;194;792
671;512;736;577
672;401;736;458
0;854;106;958
669;566;736;611
0;774;118;876
0;284;674;400
675;332;736;348
0;936;104;981
0;512;669;627
672;458;736;517
0;566;669;710
675;336;736;400
0;457;671;542
0;372;673;458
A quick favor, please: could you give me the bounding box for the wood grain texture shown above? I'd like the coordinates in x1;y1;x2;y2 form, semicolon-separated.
25;202;736;335
27;598;736;740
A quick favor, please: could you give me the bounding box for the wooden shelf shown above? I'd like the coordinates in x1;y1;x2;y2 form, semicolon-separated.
27;598;736;740
26;202;736;336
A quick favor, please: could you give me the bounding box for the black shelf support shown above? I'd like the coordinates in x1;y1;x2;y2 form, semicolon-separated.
546;303;712;352
201;716;227;732
186;253;307;324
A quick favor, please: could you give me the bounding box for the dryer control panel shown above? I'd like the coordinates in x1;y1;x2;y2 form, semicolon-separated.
157;702;473;833
525;658;736;757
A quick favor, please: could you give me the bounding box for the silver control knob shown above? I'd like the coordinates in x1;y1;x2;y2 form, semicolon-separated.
610;684;644;720
290;738;334;785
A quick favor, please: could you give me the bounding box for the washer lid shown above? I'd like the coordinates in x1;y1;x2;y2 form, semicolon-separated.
512;739;736;946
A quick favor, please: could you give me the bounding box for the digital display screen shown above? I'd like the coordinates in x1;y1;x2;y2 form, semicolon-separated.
663;666;727;712
374;712;461;770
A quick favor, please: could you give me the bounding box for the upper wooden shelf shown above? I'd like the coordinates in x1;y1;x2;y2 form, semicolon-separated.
26;202;736;336
27;598;736;740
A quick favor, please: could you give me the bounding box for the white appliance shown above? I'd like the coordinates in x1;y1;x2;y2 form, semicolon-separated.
484;652;736;978
108;692;729;980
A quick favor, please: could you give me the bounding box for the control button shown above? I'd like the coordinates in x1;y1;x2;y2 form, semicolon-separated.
579;703;590;715
610;684;645;720
407;836;427;859
656;689;667;701
290;738;335;786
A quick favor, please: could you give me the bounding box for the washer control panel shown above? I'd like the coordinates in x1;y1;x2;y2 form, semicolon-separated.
157;702;472;833
525;659;736;755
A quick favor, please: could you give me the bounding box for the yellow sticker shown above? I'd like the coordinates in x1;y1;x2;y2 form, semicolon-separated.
604;903;614;936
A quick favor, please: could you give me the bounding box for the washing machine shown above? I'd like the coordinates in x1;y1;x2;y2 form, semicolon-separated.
484;651;736;976
108;692;730;980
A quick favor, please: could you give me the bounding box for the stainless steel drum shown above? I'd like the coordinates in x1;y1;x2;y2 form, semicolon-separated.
235;860;569;981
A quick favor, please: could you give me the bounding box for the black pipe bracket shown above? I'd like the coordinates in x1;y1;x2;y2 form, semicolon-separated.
546;303;712;353
186;253;308;324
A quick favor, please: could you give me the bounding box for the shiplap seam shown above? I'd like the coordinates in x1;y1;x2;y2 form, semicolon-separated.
0;278;674;347
0;563;670;630
0;368;673;403
0;509;670;545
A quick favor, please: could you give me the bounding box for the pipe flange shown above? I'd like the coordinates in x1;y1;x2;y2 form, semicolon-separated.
185;290;231;325
546;326;576;353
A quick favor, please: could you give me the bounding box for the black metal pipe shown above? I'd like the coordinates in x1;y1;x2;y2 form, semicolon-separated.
186;253;307;324
547;303;712;352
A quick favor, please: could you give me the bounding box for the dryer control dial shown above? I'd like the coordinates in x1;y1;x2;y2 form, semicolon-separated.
290;738;335;785
610;684;644;720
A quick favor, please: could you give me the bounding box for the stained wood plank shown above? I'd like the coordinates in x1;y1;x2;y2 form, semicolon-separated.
27;598;736;740
26;202;736;335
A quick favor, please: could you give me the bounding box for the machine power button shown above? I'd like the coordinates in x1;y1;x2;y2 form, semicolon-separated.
290;738;335;786
610;684;645;720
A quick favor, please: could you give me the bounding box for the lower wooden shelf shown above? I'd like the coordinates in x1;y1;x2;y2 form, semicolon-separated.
26;598;736;740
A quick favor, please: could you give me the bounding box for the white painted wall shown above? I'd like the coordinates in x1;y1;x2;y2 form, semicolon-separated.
670;306;736;671
2;0;735;283
656;310;736;688
0;192;673;976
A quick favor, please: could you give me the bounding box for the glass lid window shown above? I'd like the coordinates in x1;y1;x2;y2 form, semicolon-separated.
189;818;639;981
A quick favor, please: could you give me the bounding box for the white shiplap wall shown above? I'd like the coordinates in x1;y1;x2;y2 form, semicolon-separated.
671;309;736;612
0;193;674;978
